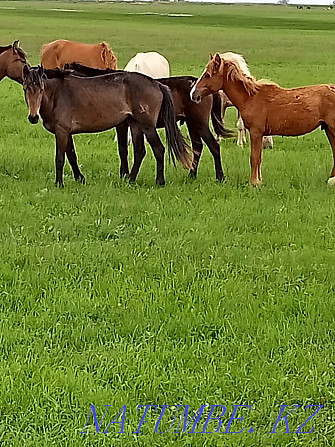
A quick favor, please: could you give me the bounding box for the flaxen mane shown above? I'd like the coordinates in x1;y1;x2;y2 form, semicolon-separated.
220;52;275;96
100;42;117;69
220;53;259;96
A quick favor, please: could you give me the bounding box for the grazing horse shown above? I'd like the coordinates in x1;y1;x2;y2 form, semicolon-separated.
0;41;28;84
191;52;335;186
66;62;234;181
22;65;191;186
124;52;169;78
41;40;118;70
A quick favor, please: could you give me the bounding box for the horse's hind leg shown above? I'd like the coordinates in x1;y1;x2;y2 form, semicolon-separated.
186;121;203;179
143;127;165;185
201;126;224;182
128;125;146;181
66;135;85;184
325;128;335;185
116;121;129;178
55;130;69;187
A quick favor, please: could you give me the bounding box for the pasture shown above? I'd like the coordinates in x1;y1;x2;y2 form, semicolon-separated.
0;1;335;445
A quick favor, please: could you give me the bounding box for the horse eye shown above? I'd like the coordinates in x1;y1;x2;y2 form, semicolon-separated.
204;73;211;79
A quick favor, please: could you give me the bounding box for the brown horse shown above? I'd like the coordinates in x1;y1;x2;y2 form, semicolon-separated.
65;62;234;181
0;41;28;84
41;40;118;70
191;52;335;186
22;65;191;186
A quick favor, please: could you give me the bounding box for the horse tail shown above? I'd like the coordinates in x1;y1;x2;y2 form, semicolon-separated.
211;93;235;138
158;83;192;170
100;42;118;69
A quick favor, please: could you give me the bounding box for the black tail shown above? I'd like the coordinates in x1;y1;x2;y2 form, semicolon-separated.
158;83;192;169
211;93;235;139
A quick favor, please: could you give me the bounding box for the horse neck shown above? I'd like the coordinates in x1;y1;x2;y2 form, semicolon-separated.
220;75;250;109
0;51;8;81
40;78;59;113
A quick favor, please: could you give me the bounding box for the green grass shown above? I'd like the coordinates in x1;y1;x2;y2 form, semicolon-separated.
0;1;335;445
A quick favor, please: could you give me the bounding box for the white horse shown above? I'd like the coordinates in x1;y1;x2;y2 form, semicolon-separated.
124;51;169;78
120;52;170;145
219;52;274;149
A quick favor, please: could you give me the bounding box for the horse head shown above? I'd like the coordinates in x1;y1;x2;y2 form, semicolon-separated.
190;53;224;103
0;40;28;83
22;65;45;124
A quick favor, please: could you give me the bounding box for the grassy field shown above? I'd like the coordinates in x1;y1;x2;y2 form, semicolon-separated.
1;1;335;445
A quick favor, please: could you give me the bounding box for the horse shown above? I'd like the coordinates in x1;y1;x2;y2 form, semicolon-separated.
22;65;191;187
0;40;28;84
65;62;235;181
124;51;169;78
40;40;118;70
216;53;273;150
191;52;335;186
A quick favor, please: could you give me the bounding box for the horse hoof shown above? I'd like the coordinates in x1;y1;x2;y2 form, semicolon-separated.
327;177;335;186
251;180;262;187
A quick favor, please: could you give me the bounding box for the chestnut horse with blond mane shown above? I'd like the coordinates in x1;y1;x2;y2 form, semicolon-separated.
191;52;335;186
41;40;117;70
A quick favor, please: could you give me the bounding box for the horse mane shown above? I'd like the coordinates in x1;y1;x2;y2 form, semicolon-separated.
220;52;259;96
0;45;11;54
100;42;117;69
0;44;26;59
219;52;276;96
43;68;73;79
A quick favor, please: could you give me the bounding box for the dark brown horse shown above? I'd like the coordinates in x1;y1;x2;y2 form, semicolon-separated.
22;65;191;186
0;41;28;84
65;62;234;181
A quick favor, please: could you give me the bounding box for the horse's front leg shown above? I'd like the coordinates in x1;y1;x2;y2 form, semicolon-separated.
116;121;129;177
66;135;85;184
55;129;68;187
249;130;263;186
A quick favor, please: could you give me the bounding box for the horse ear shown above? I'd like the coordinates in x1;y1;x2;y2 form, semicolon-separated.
213;53;222;71
12;40;19;54
23;64;29;79
210;52;214;60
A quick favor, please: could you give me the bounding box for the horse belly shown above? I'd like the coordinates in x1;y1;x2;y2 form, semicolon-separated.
265;104;320;136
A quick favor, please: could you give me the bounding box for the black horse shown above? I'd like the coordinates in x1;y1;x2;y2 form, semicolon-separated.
65;62;234;181
22;65;191;186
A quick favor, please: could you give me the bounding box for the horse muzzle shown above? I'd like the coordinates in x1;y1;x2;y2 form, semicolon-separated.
28;114;39;124
190;87;201;104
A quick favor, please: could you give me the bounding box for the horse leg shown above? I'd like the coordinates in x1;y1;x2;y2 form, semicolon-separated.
116;121;129;177
201;127;225;182
237;114;245;147
128;125;146;181
55;130;68;187
66;135;85;184
186;121;203;179
325;128;335;185
249;130;263;186
143;128;165;185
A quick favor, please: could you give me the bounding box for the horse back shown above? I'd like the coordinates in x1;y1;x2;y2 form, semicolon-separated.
41;40;116;70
